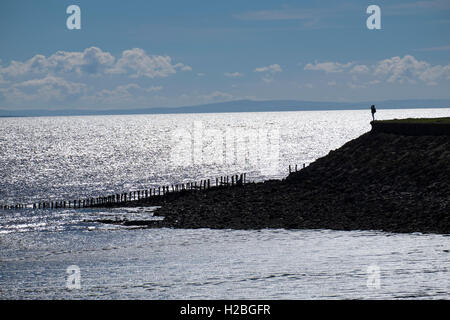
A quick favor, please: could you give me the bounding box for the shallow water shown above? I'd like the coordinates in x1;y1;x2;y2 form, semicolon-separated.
0;109;449;299
1;227;449;299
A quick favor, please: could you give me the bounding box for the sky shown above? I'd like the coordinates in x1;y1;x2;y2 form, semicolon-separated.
0;0;449;110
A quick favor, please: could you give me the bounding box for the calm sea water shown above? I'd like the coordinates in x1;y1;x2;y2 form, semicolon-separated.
0;109;449;299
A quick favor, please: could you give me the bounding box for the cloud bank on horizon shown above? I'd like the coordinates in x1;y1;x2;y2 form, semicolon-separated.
0;0;449;110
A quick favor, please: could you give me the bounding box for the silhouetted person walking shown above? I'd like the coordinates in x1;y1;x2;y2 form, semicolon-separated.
371;104;376;121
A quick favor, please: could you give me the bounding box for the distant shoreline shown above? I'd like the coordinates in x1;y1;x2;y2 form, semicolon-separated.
1;99;450;118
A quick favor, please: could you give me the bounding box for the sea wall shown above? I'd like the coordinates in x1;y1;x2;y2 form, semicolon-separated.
153;126;450;234
370;121;450;136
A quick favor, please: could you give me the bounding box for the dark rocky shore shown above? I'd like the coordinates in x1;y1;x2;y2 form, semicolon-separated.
98;119;450;234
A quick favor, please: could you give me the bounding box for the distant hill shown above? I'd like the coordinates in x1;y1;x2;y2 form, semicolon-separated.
1;99;450;117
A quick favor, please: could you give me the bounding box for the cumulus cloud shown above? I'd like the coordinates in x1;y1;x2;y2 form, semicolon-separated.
0;47;190;79
0;47;191;107
254;64;282;73
305;55;450;86
174;63;192;71
0;47;115;77
108;48;188;78
304;61;353;73
0;75;86;103
254;64;282;83
350;65;370;74
373;55;450;85
224;72;243;77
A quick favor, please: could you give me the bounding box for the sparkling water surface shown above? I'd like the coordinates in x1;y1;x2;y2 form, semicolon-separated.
0;109;449;299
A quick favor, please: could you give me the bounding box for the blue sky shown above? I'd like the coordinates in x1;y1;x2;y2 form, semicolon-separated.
0;0;449;110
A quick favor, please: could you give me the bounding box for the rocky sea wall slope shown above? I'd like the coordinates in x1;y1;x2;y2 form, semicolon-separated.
153;119;450;234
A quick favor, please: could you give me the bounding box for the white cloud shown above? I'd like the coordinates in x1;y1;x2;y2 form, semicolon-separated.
0;47;190;79
254;64;282;73
0;47;115;77
373;55;450;85
0;75;86;103
305;55;450;86
254;64;282;83
224;72;244;77
109;48;179;78
304;61;353;73
350;65;370;74
174;63;192;71
327;80;337;86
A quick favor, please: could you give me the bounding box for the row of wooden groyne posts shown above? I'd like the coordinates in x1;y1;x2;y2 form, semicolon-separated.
1;164;308;210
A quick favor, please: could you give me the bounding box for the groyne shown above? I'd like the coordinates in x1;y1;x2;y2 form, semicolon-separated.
1;174;250;210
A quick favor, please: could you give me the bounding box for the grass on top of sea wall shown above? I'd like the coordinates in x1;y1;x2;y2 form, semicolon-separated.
378;117;450;124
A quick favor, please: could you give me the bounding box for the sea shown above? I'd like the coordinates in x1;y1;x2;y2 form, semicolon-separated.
0;108;449;299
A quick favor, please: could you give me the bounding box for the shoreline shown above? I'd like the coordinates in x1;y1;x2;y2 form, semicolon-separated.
6;118;449;234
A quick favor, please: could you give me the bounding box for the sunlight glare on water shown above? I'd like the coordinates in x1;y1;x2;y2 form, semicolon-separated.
0;109;449;299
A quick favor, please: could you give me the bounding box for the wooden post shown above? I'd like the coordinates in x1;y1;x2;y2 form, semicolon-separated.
295;164;298;172
303;163;306;169
289;165;291;173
